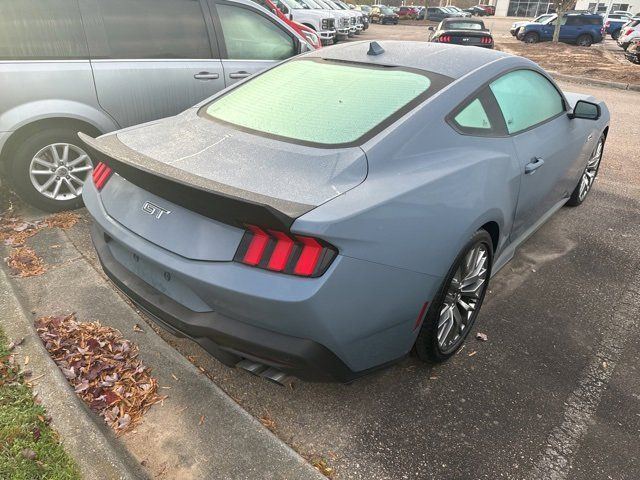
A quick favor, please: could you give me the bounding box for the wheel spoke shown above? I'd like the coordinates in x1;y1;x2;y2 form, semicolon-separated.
71;164;92;173
38;175;57;192
62;177;78;195
68;173;85;185
50;145;61;164
32;157;55;168
51;178;63;198
67;154;88;167
62;144;70;163
31;169;53;176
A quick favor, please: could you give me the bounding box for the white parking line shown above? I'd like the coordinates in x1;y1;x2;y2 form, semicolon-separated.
529;268;640;479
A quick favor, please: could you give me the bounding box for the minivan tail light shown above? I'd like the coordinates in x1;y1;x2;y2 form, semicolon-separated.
235;225;337;277
92;162;113;191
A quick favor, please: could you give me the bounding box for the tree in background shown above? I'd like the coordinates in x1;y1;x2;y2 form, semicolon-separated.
552;0;576;42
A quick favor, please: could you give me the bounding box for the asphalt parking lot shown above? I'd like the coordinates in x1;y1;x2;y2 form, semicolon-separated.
55;75;640;480
4;22;640;480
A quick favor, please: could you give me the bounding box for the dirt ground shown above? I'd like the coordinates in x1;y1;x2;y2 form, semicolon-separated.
497;37;640;85
388;17;640;85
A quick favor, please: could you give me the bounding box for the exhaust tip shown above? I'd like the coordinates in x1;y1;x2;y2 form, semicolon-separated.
236;359;268;376
260;367;289;386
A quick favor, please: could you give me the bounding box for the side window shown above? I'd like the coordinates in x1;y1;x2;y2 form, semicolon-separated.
216;4;296;60
95;0;213;59
0;0;88;59
489;70;564;134
565;17;583;26
454;98;492;131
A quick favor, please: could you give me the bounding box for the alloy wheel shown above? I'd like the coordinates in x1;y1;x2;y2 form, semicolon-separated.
437;243;489;353
29;143;92;201
578;138;603;201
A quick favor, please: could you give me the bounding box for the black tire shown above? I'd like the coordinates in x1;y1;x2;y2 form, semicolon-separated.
414;230;493;362
8;126;98;212
576;34;593;47
523;31;539;43
612;29;621;40
566;133;605;207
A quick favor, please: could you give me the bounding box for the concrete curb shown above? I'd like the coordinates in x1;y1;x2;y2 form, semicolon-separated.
549;70;640;92
0;266;148;480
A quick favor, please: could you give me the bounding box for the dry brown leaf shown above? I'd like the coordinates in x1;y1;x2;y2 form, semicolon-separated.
46;212;80;229
198;415;205;426
260;413;276;432
309;456;335;479
35;314;164;436
6;247;46;277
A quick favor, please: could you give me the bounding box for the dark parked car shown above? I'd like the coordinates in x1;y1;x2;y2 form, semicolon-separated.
425;7;455;21
429;19;494;48
370;6;398;23
517;13;604;46
464;5;488;16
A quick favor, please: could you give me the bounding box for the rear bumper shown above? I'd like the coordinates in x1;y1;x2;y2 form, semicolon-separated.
92;224;366;382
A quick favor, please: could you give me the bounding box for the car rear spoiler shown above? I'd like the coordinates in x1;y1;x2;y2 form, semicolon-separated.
78;133;312;231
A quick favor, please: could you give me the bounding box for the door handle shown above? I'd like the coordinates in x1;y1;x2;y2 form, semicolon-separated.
525;156;545;175
194;72;219;80
229;71;251;79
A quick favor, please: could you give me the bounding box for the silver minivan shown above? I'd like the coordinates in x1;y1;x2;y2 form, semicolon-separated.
0;0;310;211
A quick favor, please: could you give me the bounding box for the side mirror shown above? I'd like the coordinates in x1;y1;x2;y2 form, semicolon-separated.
428;26;434;30
569;100;601;120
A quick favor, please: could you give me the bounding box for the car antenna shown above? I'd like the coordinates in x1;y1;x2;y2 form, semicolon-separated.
367;41;385;56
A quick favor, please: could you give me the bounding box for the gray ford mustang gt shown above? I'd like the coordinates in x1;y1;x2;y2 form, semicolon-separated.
81;41;609;383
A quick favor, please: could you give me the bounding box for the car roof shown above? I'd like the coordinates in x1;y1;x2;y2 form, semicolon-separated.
305;40;511;79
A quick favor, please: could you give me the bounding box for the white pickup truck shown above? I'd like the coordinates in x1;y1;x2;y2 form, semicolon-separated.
298;0;352;40
272;0;338;44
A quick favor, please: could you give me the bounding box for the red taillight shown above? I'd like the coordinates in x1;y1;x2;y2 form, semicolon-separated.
293;236;323;276
439;35;451;43
481;36;492;44
242;225;270;266
605;20;610;27
92;162;113;191
235;225;337;277
625;28;634;35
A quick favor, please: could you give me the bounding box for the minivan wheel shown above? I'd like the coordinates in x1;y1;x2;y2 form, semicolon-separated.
414;230;493;362
576;34;593;47
567;133;605;206
9;128;95;212
523;32;539;43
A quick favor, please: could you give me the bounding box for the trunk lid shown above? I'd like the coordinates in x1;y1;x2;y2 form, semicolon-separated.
81;111;367;261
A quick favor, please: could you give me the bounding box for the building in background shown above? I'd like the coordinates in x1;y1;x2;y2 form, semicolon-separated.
494;0;637;16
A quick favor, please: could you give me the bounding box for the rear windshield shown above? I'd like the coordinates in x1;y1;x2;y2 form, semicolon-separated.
446;21;484;29
202;58;449;147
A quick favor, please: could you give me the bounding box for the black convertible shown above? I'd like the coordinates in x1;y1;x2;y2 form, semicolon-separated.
428;18;494;48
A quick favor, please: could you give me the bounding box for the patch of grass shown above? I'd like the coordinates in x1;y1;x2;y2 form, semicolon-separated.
0;330;81;480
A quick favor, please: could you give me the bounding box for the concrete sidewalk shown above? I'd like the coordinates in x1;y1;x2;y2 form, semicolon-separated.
1;221;325;480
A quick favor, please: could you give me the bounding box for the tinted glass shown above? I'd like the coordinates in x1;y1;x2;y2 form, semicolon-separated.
95;0;212;59
446;21;484;29
0;0;88;59
490;70;564;134
454;98;492;130
203;59;443;146
216;4;295;60
566;17;583;25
